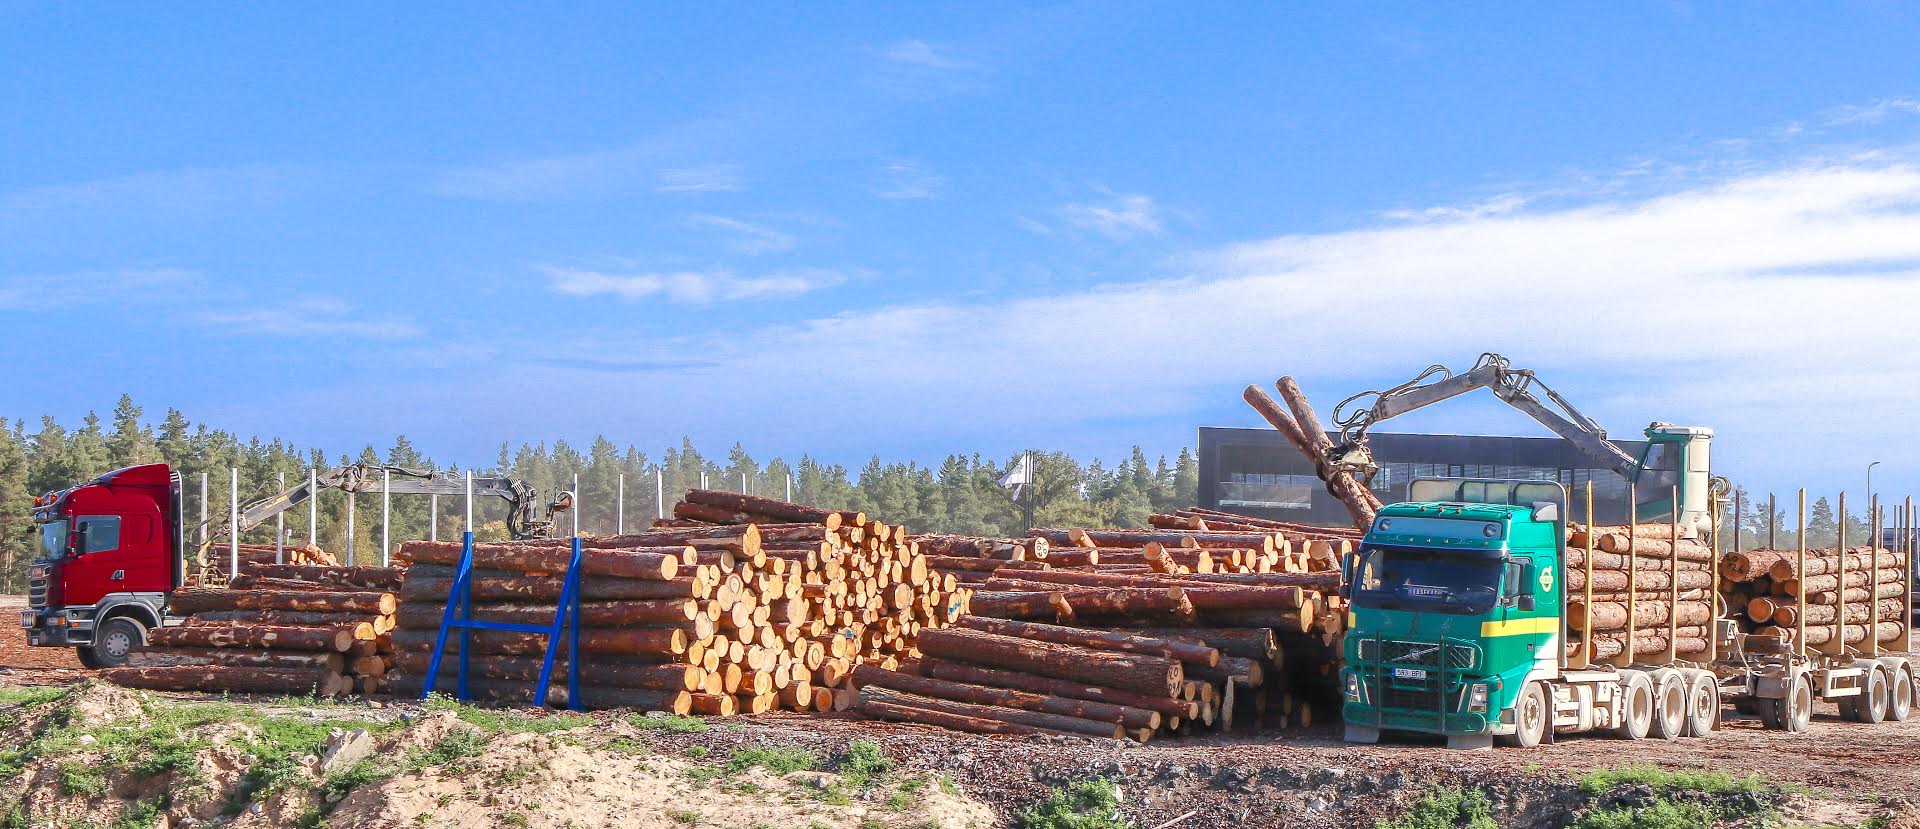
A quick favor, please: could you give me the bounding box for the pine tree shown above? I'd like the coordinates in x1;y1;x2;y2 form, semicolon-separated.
106;395;160;469
1808;497;1838;549
0;421;34;591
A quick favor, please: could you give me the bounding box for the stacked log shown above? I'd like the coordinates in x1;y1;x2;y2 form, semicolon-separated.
1148;507;1362;571
385;489;970;715
1563;524;1718;661
100;560;395;696
1721;545;1910;650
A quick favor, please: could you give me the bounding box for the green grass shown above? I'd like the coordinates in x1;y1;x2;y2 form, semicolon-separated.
683;745;709;759
58;762;109;798
1573;801;1721;829
626;713;709;734
1376;789;1497;829
935;774;960;796
422;695;590;734
110;798;164;829
726;746;818;776
1016;779;1134;829
1572;764;1783;829
1577;765;1772;799
0;687;67;708
837;740;892;789
886;778;926;812
501;812;528;827
665;808;700;825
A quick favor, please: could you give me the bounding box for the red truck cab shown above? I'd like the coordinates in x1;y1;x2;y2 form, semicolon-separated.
24;463;185;667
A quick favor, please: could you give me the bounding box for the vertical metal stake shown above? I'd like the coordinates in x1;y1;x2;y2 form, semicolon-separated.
616;473;625;535
198;472;209;547
656;469;665;519
307;468;318;546
275;471;285;565
347;491;357;566
381;468;392;567
1767;493;1776;550
228;467;239;579
430;493;439;542
786;473;792;503
572;473;580;537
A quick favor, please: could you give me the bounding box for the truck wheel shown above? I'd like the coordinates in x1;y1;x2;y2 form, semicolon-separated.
88;617;146;669
1860;667;1889;724
1783;674;1813;733
75;647;105;670
1681;671;1718;737
1612;672;1654;740
1497;682;1548;748
1889;667;1914;722
1648;671;1687;740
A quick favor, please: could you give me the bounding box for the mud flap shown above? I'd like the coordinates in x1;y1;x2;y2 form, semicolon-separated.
1343;724;1380;744
1445;733;1494;751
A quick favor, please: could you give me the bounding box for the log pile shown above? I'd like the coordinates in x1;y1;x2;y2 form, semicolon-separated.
1722;545;1910;650
384;489;970;715
1564;524;1717;661
100;561;398;696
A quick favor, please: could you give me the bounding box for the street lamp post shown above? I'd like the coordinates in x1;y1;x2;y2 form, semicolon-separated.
1868;460;1882;518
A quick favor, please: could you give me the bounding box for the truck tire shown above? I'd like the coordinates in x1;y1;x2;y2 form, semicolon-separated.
1783;674;1813;733
83;617;146;670
1648;670;1687;740
1496;682;1548;748
1860;667;1889;724
1889;667;1913;722
1611;672;1654;740
1681;671;1718;737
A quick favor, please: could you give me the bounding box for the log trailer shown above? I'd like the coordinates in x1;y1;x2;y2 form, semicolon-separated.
1340;477;1917;749
22;463;565;668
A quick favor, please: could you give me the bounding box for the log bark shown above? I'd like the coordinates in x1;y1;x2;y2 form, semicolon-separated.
394;598;697;629
853;665;1159;730
858;696;1048;737
581;524;761;549
911;535;1046;560
966;591;1070;621
1781;568;1907;596
401;570;709;602
957;616;1218;666
1810;583;1909;604
126;647;345;672
149;623;355;652
914;627;1183;697
1564;550;1712;573
396;541;681;581
168;588;395;616
239;563;404;590
1570;634;1710;660
1244;384;1375;527
99;666;350;696
389;650;702;691
1563;568;1713;592
389;627;686;657
1755;621;1905;646
1568;600;1714;632
1058;588;1195;623
683;488;844;528
1771;598;1906;627
1185;608;1316;633
1120;628;1279;662
919;658;1195;719
858;686;1124;740
1590;534;1713;561
187;609;384;629
1768;550;1906;580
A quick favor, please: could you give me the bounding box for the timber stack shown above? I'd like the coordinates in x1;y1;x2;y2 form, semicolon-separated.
385;488;970;714
1724;545;1909;649
1563;524;1717;661
100;560;398;696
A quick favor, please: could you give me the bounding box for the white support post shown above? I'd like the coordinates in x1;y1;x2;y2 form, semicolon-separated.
198;472;208;546
786;473;792;503
381;468;391;567
228;467;239;578
346;492;356;566
572;473;581;537
701;471;708;490
275;471;285;565
741;473;747;495
307;468;318;546
430;493;439;542
616;473;625;534
656;469;665;519
465;471;474;534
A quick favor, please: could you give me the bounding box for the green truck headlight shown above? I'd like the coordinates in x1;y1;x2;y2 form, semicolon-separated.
1468;682;1490;712
1344;672;1364;703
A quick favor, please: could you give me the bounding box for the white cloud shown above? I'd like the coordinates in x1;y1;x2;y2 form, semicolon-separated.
201;298;421;340
1824;98;1920;127
1054;192;1164;240
872;160;946;200
1383;194;1530;223
526;156;1920;492
688;214;795;254
542;265;845;304
656;164;746;194
0;165;316;213
877;39;973;71
0;268;198;310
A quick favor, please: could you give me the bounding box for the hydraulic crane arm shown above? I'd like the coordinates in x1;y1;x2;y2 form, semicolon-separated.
1327;353;1641;481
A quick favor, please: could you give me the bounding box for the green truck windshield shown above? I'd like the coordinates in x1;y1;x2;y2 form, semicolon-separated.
1352;545;1502;615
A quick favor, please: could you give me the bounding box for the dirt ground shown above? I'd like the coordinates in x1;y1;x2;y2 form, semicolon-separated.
5;590;1918;827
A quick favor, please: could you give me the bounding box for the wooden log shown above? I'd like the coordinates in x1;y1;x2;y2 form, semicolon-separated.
915;628;1182;697
1564;568;1713;592
1069;529;1276;555
400;571;708;602
1247;383;1376;526
582;524;761;548
966;591;1071;621
385;676;693;713
956;617;1218;666
1771;599;1907;626
389;627;685;657
1569;633;1710;660
99;666;350;696
852;665;1160;730
858;686;1124;740
1782;568;1907;596
1187;607;1316;633
924;556;1047;574
1184;656;1265;689
858;697;1048;737
1177;585;1306;612
149;623;354;652
673;501;752;525
1567;600;1715;632
911;535;1046;560
188;609;381;628
1564;549;1712;572
1040;549;1100;568
919;658;1194;719
239;562;404;588
396;541;681;581
126;647;345;672
683;489;844;528
1755;621;1905;646
1058;588;1195;622
1120;628;1279;662
1810;583;1908;604
1590;533;1713;561
1768;550;1907;580
390;651;703;691
394;598;698;630
168;588;395;616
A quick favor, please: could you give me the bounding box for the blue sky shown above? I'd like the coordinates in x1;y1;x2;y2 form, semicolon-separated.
5;3;1920;500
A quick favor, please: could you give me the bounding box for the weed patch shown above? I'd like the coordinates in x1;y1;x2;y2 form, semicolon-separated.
1377;788;1497;829
727;746;818;776
627;714;708;734
1017;778;1134;829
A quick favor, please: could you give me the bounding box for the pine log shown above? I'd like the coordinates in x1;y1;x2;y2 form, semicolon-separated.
188;609;382;628
957;617;1219;666
1246;383;1377;526
1568;600;1714;632
168;588;395;616
389;651;703;691
583;523;761;548
1564;550;1712;573
126;647;345;672
853;665;1160;730
1183;655;1265;688
911;535;1047;560
1810;583;1909;604
683;489;844;528
925;556;1047;574
1590;533;1713;561
1569;632;1710;660
1755;621;1905;646
914;627;1183;697
966;591;1071;621
1782;569;1907;596
1564;568;1713;592
394;598;697;629
919;658;1196;719
857;696;1048;737
99;666;351;696
396;541;681;581
401;571;709;602
389;627;686;657
1058;588;1195;622
1768;550;1906;580
149;623;355;652
238;563;405;590
858;686;1124;740
1120;628;1280;662
1771;598;1907;627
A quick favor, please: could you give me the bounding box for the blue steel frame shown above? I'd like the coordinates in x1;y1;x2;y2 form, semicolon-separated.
420;531;584;710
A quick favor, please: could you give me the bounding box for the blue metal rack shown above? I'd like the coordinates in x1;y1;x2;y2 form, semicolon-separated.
421;531;584;710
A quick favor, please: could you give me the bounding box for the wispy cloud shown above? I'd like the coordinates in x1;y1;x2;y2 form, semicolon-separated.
688;214;795;254
0;165;318;214
1824;98;1920;127
656;164;746;194
426;118;738;201
870;38;985;96
0;267;198;310
877;39;974;71
1052;191;1164;240
541;265;846;304
1383;194;1530;223
872;160;946;200
524;355;724;374
201;297;421;340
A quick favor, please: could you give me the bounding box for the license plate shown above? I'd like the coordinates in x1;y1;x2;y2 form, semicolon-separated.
1392;667;1428;680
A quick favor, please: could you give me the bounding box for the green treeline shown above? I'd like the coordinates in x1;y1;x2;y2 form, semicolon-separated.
0;396;1198;590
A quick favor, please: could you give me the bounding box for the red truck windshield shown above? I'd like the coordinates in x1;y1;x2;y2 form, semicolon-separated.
37;521;67;562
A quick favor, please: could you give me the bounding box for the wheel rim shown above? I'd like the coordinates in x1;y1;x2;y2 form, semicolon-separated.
102;630;132;659
1523;690;1545;738
1793;681;1813;727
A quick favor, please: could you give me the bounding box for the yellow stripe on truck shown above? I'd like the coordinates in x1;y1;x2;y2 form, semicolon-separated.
1480;617;1559;637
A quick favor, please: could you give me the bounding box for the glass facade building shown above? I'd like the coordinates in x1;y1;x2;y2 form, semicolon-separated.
1197;427;1650;526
